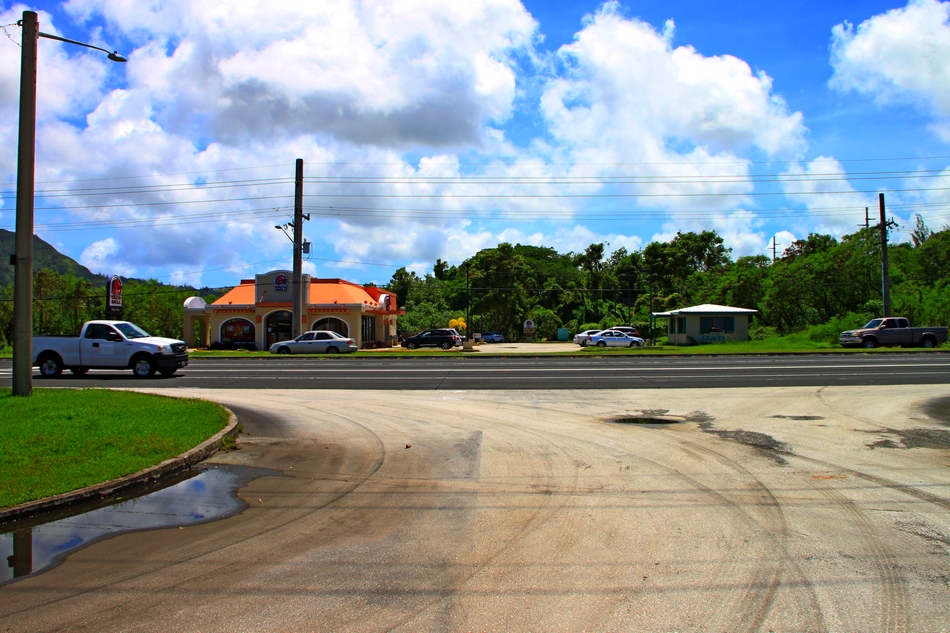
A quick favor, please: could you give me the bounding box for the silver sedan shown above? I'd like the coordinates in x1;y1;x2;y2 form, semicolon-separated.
586;330;644;348
270;330;358;354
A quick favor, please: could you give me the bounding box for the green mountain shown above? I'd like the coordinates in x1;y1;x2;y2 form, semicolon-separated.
0;229;108;287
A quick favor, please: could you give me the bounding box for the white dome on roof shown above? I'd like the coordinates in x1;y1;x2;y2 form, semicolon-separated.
184;296;207;309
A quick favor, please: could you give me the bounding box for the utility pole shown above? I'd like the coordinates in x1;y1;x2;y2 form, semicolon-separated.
465;262;471;340
879;193;893;317
292;158;305;338
771;235;778;263
12;11;38;396
865;207;870;229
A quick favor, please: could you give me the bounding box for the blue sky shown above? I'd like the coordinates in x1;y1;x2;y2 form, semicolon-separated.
2;0;949;289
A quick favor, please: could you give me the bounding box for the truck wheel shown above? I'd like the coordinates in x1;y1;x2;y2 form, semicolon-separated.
132;355;156;378
38;354;63;378
70;367;89;376
921;336;936;349
862;338;877;349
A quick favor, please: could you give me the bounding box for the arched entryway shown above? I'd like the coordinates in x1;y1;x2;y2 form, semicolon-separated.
265;310;293;347
312;316;349;337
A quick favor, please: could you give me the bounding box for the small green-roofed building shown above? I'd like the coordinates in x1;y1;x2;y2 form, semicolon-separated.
653;304;758;345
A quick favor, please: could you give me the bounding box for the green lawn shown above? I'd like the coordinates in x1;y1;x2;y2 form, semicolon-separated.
0;389;230;508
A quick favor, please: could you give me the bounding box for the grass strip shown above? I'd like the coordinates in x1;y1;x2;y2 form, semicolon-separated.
0;388;230;509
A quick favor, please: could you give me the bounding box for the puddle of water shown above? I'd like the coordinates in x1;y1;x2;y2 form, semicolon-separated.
0;464;278;585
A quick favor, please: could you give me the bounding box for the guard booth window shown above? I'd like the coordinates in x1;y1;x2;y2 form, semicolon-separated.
700;316;735;334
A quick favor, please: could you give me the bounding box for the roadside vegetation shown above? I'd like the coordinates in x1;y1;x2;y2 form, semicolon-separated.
390;220;950;343
0;219;947;351
0;389;230;508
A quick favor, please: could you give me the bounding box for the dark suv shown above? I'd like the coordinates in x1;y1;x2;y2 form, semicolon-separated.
401;329;462;350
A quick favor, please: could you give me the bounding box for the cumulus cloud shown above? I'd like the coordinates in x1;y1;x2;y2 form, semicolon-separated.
541;3;806;162
830;0;950;137
65;0;538;146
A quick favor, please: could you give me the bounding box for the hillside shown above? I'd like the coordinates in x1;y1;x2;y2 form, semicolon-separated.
0;229;108;287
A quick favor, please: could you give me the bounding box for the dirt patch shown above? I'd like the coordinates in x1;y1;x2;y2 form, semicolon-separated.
868;438;902;449
699;422;791;465
866;427;950;450
921;396;950;427
608;414;681;425
770;415;825;421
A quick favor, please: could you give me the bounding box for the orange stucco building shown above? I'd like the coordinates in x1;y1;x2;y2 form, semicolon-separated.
183;270;404;350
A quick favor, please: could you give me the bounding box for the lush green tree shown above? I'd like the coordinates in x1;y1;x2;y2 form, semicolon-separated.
122;279;197;339
398;275;458;332
782;233;837;260
911;214;933;247
388;267;421;308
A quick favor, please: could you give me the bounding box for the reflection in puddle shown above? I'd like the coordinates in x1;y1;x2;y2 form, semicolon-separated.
1;464;276;585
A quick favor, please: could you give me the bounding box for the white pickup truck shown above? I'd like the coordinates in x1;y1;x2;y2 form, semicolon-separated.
33;320;189;378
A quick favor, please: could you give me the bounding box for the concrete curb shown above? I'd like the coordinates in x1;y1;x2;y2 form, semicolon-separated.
0;407;240;525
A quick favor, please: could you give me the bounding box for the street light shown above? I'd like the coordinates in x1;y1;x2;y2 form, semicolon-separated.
12;10;127;396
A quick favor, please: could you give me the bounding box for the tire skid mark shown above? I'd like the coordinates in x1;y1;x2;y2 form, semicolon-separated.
452;403;805;633
326;398;582;632
674;437;826;633
796;464;911;633
474;401;822;633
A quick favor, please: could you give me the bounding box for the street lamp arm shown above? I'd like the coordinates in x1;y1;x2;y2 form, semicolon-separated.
38;30;128;62
16;22;128;61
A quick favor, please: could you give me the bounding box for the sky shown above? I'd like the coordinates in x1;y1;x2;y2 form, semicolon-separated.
2;0;950;290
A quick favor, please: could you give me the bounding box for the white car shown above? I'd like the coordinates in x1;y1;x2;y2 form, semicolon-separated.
270;330;358;354
573;329;602;346
586;330;644;348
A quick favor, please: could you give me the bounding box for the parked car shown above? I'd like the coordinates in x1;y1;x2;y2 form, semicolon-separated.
269;330;358;354
401;329;462;350
610;325;640;338
32;320;188;378
838;317;948;348
586;329;645;348
573;329;602;346
481;332;505;343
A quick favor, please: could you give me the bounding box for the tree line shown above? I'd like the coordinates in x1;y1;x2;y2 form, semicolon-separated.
1;218;947;348
388;219;950;343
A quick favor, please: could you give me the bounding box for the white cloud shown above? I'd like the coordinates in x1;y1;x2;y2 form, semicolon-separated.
541;3;806;162
830;0;950;123
65;0;538;147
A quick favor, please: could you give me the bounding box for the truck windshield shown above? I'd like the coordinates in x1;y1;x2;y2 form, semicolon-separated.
863;319;883;329
114;322;150;339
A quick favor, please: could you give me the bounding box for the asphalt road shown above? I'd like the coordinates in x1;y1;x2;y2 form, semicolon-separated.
2;385;949;632
4;352;950;389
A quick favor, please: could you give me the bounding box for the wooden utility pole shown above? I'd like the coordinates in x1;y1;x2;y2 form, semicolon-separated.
293;158;305;338
12;11;38;396
879;193;891;317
